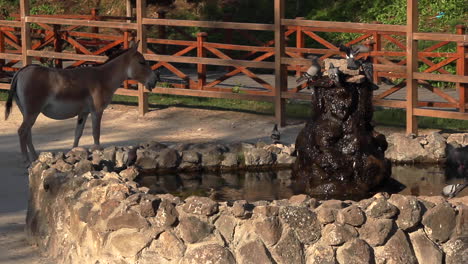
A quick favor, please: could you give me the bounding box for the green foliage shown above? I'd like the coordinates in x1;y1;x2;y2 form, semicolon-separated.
231;83;244;94
372;0;467;31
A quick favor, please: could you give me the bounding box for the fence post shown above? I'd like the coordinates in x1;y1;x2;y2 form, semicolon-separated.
406;0;418;135
274;0;286;127
91;8;99;34
20;0;31;67
372;22;382;84
295;17;305;78
0;31;4;69
136;0;149;115
126;0;132;21
123;30;130;89
123;0;132;90
53;24;62;68
197;32;207;90
157;11;167;55
456;25;467;113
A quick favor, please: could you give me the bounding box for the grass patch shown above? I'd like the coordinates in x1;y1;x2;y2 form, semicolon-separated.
2;89;466;131
112;93;312;119
374;108;468;131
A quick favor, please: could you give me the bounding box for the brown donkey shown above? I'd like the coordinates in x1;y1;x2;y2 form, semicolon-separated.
4;42;159;165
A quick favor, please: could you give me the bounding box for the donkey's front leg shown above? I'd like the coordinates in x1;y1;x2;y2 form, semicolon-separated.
90;110;104;151
73;112;89;148
18;112;39;166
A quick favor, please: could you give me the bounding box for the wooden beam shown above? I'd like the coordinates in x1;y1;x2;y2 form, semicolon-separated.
373;99;406;108
25;16;137;30
414;32;468;42
144;54;275;69
274;0;286;127
136;0;149;115
413;108;468;120
197;32;207;90
115;88;138;97
282;19;406;33
0;20;21;27
0;83;10;90
142;18;274;31
151;87;274;102
406;0;418;135
0;53;21;60
457;25;467;112
20;0;32;66
126;0;132;22
27;50;107;62
413;72;468;83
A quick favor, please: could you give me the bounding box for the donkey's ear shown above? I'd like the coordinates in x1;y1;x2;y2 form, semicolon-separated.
338;44;348;53
130;40;140;51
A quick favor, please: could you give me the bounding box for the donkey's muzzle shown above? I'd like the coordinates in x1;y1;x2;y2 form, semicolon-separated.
146;70;160;91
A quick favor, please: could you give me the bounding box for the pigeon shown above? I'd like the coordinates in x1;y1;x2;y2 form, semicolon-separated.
339;44;359;70
352;44;371;56
296;56;321;84
360;60;379;90
125;146;138;167
442;183;468;198
327;63;342;86
271;124;281;144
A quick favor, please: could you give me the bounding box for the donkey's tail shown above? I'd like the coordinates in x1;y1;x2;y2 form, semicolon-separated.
5;68;22;120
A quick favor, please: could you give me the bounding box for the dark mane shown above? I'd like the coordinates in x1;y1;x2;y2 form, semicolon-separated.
104;46;132;63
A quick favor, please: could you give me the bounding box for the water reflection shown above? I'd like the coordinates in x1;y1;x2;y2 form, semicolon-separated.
137;165;467;202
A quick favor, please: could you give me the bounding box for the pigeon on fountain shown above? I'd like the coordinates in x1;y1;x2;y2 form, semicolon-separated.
360;60;380;90
328;63;343;86
271;124;281;144
352;44;371;59
296;56;321;85
442;183;468;198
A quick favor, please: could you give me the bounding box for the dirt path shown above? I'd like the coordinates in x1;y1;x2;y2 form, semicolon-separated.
0;101;307;263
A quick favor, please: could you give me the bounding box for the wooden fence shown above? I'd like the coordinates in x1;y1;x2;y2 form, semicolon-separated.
0;0;467;134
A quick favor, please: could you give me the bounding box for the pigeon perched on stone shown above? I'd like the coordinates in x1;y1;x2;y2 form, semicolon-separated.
296;56;321;84
328;63;342;86
271;124;281;144
125;146;138;167
442;183;468;198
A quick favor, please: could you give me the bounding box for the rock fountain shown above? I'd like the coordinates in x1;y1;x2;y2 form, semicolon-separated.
292;59;391;198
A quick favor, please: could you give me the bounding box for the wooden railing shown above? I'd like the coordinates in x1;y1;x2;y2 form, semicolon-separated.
0;0;466;134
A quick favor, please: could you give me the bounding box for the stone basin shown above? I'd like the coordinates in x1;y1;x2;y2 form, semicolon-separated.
26;146;468;264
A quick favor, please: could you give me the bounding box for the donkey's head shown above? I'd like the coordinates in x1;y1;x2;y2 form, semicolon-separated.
126;41;160;91
339;44;360;70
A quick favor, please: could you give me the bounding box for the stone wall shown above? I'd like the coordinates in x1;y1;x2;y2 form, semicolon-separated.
27;155;468;264
386;132;468;163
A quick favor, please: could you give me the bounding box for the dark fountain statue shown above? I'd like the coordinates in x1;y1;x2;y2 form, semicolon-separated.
292;45;391;199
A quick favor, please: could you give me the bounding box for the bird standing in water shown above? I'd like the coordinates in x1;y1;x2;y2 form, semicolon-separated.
296;56;321;85
442;183;468;198
271;124;281;144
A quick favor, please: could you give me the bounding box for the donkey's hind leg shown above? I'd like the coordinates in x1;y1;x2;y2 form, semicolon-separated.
18;112;39;165
27;130;38;161
73;112;89;148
